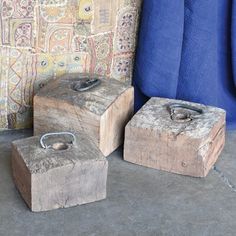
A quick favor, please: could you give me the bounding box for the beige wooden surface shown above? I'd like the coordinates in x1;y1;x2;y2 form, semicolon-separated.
34;74;134;156
124;98;226;177
12;132;108;212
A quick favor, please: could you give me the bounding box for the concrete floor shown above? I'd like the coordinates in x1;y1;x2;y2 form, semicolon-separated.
0;130;236;236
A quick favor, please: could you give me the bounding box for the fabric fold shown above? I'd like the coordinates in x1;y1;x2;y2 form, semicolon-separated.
134;0;185;98
232;0;236;87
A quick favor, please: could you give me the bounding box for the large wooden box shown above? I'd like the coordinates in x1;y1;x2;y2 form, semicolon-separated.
124;98;226;177
12;132;108;212
34;74;134;156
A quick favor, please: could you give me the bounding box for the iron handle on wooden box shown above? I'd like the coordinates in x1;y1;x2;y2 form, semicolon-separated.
40;132;76;150
72;78;101;92
167;103;204;123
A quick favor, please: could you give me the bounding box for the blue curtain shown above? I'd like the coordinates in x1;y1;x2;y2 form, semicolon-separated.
134;0;236;129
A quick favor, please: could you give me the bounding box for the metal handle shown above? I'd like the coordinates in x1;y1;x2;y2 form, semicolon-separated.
72;78;101;92
167;103;204;122
40;132;76;149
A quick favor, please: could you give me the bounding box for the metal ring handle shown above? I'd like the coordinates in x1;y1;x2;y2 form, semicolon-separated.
168;103;204;114
167;103;204;122
40;132;76;149
72;78;101;92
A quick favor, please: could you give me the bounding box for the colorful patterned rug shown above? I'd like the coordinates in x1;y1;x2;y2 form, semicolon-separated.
0;0;142;130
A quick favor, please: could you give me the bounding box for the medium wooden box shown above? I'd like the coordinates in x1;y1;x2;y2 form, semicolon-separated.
12;132;108;212
124;98;226;177
34;74;134;156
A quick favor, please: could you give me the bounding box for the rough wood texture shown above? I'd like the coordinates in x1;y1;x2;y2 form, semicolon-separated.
34;74;134;156
12;133;108;212
124;98;226;177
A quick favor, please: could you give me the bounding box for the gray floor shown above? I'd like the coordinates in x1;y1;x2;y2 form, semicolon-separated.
0;130;236;236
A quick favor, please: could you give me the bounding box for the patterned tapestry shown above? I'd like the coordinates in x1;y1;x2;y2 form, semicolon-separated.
0;0;142;130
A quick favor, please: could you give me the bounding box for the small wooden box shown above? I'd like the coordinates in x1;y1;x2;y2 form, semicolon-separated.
124;98;226;177
12;132;108;212
34;74;134;156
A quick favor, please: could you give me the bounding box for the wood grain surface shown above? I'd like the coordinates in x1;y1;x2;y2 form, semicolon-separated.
34;74;134;156
124;98;226;177
12;132;108;212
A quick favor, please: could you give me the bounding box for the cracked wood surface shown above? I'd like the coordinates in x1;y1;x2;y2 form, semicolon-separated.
34;74;134;156
124;97;226;177
12;132;108;212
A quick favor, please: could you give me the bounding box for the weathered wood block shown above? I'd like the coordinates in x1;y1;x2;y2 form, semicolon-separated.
124;98;226;177
12;132;108;212
34;74;134;156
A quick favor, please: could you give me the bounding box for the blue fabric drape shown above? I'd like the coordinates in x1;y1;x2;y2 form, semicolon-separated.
134;0;236;129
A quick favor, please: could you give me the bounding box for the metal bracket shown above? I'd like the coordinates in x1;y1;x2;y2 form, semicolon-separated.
40;132;76;149
72;78;101;92
167;103;204;123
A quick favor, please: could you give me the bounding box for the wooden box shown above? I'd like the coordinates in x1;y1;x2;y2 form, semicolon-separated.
34;74;134;156
12;132;108;212
124;98;226;177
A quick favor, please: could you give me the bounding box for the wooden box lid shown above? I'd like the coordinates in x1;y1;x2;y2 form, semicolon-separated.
129;98;226;139
35;74;133;116
12;132;106;174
